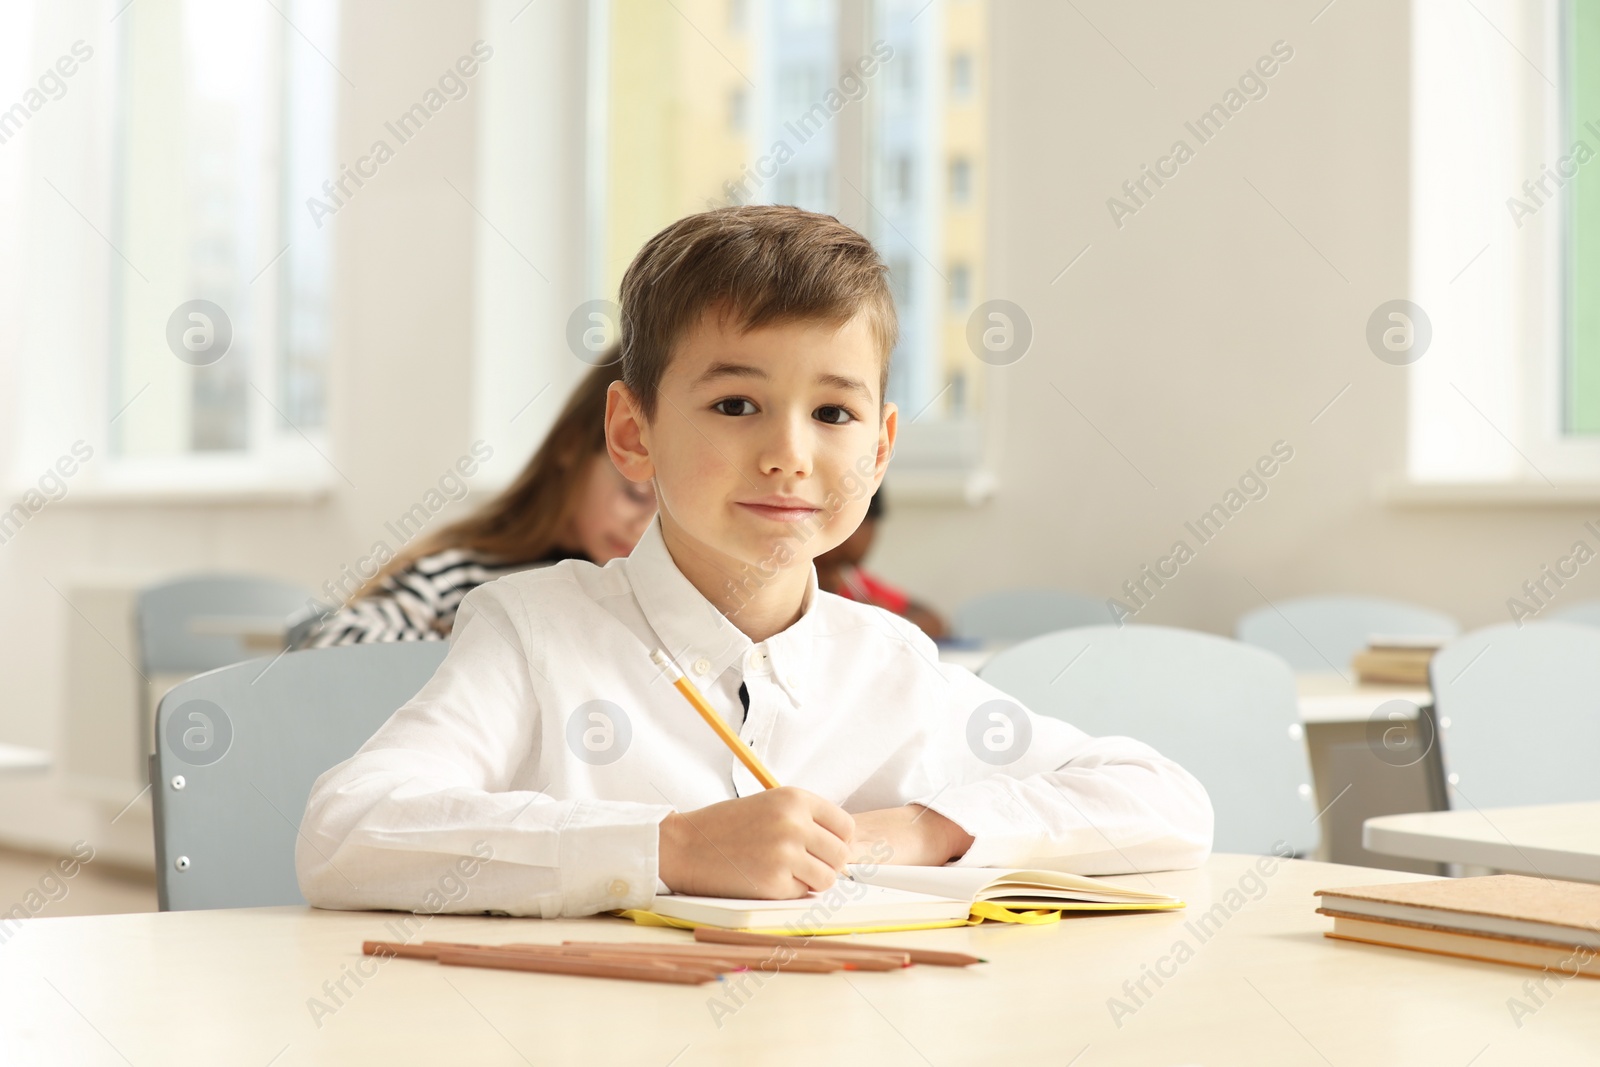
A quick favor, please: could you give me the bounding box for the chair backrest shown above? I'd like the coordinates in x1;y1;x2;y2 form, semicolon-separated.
979;624;1314;855
150;641;450;910
1431;621;1600;809
1550;600;1600;629
136;574;314;674
1235;595;1459;673
954;589;1121;643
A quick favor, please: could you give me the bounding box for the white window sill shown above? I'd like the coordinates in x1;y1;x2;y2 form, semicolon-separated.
1378;476;1600;507
45;467;336;507
53;483;333;506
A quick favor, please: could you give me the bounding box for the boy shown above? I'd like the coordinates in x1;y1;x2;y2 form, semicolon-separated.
297;206;1211;917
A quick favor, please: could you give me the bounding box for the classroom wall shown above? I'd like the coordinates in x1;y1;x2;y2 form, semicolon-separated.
875;0;1600;635
1;0;1593;862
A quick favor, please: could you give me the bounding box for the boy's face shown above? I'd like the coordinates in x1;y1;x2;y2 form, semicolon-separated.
608;308;896;586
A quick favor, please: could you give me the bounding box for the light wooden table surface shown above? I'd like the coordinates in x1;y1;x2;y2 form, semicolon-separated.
1366;800;1600;883
2;854;1595;1065
1294;671;1431;725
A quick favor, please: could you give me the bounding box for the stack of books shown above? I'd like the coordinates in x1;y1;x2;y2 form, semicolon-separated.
1350;634;1450;686
1316;875;1600;976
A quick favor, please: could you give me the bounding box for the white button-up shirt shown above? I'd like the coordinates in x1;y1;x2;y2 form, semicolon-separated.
297;519;1213;918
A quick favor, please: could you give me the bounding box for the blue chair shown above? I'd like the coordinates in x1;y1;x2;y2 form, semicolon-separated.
150;642;449;910
1430;621;1600;809
1236;595;1458;674
953;589;1121;643
980;624;1314;856
1550;600;1600;628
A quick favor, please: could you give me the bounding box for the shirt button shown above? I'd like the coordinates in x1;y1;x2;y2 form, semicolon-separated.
692;657;711;675
787;676;798;688
608;879;629;897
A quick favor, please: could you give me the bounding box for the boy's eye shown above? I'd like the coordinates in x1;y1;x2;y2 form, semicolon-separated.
814;405;855;425
712;398;757;416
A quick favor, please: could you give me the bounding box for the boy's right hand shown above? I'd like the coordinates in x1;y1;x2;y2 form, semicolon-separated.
657;787;855;899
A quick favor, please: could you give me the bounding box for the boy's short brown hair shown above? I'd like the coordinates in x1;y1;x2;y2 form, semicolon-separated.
618;205;898;420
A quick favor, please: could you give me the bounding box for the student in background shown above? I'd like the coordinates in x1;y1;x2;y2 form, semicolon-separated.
813;488;949;638
293;354;655;646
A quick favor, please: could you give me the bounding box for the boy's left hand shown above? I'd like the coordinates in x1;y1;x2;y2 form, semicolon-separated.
848;804;974;867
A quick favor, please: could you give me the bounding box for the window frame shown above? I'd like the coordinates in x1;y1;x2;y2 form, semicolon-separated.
5;0;341;501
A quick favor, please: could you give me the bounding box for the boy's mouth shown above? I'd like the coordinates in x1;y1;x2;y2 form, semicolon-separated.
736;497;822;523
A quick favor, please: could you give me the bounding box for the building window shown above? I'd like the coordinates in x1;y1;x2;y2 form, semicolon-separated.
949;263;970;309
949;156;972;204
951;51;973;98
888;155;915;205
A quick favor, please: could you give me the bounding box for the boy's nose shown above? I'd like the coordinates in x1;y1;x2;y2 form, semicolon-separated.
757;414;814;477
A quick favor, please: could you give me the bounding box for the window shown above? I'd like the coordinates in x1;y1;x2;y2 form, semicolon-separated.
948;263;970;308
1565;0;1600;432
0;0;337;495
109;0;336;473
867;0;988;433
887;154;914;204
593;0;991;462
1405;0;1600;486
949;156;972;203
950;51;973;99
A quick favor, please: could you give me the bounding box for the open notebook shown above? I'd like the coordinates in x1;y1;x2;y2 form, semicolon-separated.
618;865;1185;935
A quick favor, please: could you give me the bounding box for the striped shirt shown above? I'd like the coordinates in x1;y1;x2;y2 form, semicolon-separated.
294;547;584;648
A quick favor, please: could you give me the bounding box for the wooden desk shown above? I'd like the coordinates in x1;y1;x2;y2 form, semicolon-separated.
2;855;1594;1064
1295;671;1430;725
1365;801;1600;883
186;614;290;654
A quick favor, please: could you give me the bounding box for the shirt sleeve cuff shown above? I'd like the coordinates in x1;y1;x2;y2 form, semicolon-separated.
552;800;675;915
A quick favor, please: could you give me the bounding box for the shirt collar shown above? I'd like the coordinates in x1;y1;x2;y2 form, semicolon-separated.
625;517;816;705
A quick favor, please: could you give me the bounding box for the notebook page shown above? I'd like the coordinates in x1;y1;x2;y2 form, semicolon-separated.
847;865;1179;905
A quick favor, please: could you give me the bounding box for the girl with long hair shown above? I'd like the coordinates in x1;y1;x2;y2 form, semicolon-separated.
295;354;653;646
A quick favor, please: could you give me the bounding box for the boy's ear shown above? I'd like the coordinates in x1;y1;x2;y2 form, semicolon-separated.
605;381;655;483
873;401;898;484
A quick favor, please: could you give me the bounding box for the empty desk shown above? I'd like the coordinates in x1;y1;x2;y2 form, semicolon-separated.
1365;801;1600;883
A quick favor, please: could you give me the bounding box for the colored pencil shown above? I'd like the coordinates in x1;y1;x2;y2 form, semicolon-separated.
693;927;987;967
364;940;721;981
561;939;906;971
435;945;721;985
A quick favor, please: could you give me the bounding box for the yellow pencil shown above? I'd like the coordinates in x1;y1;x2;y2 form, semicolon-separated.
650;648;782;790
